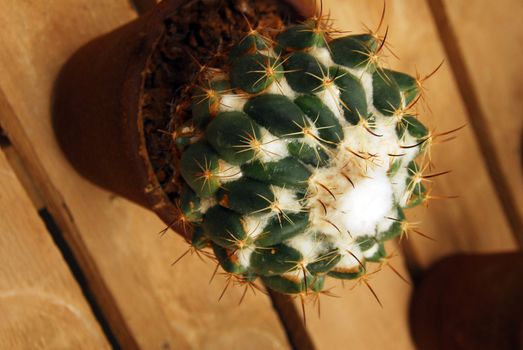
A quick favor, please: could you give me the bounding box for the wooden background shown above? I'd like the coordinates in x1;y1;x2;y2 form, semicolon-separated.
0;0;521;348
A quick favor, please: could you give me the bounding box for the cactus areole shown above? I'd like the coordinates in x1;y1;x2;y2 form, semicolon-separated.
152;3;431;295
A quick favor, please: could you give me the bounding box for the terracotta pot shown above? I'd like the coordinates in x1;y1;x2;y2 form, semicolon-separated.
53;0;310;236
410;252;523;350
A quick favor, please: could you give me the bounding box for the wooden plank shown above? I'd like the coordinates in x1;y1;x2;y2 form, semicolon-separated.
0;1;289;349
303;242;415;349
2;142;45;210
0;148;109;349
429;0;523;241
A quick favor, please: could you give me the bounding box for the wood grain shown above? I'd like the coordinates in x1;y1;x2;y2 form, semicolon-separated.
303;242;415;350
431;0;523;241
0;149;109;349
0;1;288;349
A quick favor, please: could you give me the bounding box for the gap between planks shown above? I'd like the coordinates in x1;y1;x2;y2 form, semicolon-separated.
0;89;141;350
0;123;123;350
0;145;110;349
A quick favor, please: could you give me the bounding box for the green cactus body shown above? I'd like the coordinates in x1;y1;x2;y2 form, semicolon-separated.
173;16;430;295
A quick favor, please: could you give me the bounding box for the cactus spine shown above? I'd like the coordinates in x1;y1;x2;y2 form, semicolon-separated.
172;10;433;296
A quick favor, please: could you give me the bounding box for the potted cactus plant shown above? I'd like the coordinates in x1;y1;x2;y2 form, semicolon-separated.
54;0;432;296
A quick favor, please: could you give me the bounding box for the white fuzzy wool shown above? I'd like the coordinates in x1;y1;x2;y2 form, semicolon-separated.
309;46;336;67
258;127;289;162
339;172;394;237
237;246;255;268
197;52;427;276
242;213;271;239
271;186;303;213
199;197;217;214
217;159;242;183
248;63;421;261
265;76;297;100
315;84;344;122
287;234;321;264
363;243;380;259
391;166;410;206
219;93;248;112
333;241;363;269
376;206;398;233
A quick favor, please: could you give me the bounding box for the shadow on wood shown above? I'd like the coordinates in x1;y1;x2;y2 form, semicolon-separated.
411;252;523;350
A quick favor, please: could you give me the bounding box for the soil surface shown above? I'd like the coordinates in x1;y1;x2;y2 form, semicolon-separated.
141;0;300;203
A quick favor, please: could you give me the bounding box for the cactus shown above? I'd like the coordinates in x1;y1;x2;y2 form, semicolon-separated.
172;11;434;296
